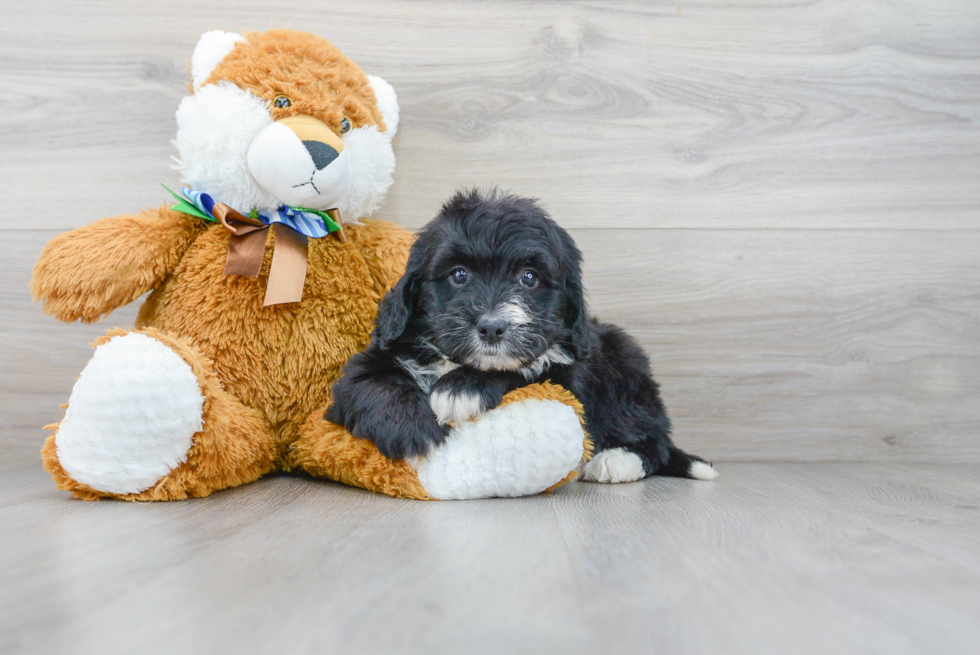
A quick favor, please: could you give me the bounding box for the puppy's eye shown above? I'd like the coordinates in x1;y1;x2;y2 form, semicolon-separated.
520;270;539;288
339;116;352;135
450;268;468;286
273;95;292;109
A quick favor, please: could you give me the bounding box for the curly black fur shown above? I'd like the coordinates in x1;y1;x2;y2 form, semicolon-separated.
326;188;714;480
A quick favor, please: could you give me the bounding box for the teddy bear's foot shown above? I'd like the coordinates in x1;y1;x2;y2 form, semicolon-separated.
43;328;277;500
53;332;204;495
293;382;590;500
414;387;587;500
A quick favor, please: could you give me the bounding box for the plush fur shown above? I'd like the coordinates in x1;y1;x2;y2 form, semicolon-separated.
328;189;716;481
173;82;278;212
190;30;243;88
33;29;415;500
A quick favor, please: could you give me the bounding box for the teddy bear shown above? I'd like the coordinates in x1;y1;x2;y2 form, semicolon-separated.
30;28;589;501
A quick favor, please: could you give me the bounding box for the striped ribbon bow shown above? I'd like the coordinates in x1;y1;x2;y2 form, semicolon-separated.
163;185;346;306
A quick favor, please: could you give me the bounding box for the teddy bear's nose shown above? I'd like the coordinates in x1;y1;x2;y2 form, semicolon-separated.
303;140;340;170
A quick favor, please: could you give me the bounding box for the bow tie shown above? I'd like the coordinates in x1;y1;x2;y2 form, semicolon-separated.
164;185;346;306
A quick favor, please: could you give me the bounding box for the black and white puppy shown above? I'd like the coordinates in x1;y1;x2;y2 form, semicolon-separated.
326;189;717;483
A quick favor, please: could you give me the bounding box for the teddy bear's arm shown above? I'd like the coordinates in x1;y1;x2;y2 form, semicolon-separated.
30;206;207;324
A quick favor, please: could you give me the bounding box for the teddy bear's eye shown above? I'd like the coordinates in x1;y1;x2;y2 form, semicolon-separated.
339;116;352;135
273;95;292;109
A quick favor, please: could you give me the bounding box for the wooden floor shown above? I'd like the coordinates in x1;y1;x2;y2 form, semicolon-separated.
1;448;978;655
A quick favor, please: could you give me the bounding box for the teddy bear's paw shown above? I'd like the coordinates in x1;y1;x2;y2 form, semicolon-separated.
579;447;646;484
55;333;205;495
413;398;585;500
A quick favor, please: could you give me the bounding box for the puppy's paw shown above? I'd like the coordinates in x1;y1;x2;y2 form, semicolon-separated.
429;388;484;426
384;412;448;460
338;396;448;461
579;448;646;484
428;367;517;426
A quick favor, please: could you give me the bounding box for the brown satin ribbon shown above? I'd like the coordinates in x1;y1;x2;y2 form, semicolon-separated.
213;202;310;306
325;208;348;243
264;223;308;306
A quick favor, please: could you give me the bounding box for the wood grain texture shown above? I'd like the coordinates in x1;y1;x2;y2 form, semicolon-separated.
1;457;979;655
5;228;977;461
0;0;978;230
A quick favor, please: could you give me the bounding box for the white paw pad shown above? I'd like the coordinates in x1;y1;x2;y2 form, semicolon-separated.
429;389;482;426
56;333;205;494
580;448;646;484
689;460;719;480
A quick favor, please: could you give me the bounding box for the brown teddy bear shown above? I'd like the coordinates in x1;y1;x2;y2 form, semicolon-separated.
31;29;589;501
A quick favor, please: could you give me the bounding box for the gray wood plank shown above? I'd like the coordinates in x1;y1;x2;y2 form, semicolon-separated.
5;228;978;461
549;462;980;654
772;462;980;574
1;0;978;231
2;462;979;655
581;228;980;462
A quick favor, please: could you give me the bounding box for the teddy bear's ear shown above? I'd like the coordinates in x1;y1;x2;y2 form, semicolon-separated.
191;30;244;88
368;75;399;139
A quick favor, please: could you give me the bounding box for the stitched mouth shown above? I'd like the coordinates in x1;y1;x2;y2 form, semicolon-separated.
291;175;321;195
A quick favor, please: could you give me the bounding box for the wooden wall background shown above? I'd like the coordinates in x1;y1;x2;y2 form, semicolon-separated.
1;0;977;462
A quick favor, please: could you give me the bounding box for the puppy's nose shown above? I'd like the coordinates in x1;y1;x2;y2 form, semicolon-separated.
476;316;508;345
303;140;340;170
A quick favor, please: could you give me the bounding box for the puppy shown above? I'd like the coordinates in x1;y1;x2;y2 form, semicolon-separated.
327;189;717;483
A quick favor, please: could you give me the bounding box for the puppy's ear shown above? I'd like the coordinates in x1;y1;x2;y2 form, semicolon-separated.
565;276;591;360
375;245;425;349
561;234;591;359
